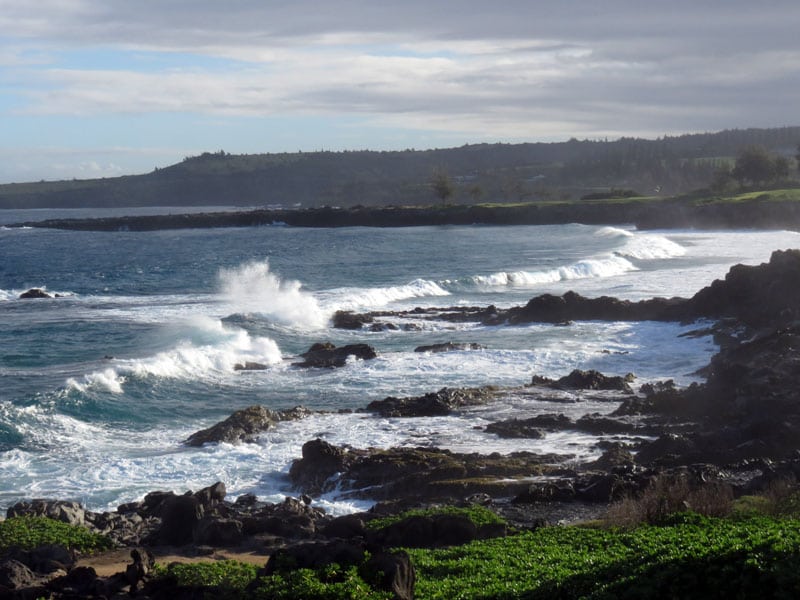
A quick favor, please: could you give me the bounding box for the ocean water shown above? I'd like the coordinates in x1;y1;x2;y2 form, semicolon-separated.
1;212;798;514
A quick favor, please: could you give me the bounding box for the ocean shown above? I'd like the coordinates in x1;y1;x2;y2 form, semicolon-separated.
1;210;798;515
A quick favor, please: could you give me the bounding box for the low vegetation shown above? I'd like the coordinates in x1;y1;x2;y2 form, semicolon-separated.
154;560;259;599
0;516;113;554
151;513;800;599
365;504;506;531
148;489;800;599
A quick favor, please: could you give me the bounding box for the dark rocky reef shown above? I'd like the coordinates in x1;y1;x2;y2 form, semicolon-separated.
184;405;312;446
19;288;55;299
365;386;496;417
294;342;378;368
288;438;570;501
329;249;800;331
13;196;800;232
531;369;636;393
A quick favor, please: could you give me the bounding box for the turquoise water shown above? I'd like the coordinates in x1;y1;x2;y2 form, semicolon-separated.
1;213;798;512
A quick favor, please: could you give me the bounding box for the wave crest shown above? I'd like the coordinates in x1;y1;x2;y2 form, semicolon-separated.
66;317;282;394
319;278;450;312
218;260;325;329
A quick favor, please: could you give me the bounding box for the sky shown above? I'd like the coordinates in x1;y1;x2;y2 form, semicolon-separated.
1;1;799;183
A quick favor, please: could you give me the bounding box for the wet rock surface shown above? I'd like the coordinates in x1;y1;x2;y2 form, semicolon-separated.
365;386;497;417
294;342;378;368
184;405;312;446
19;287;54;299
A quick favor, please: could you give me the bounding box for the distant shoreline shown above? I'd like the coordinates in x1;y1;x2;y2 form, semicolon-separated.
9;193;800;232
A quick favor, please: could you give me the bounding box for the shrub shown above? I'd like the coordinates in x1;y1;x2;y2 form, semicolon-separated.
605;473;733;527
251;563;393;600
153;560;258;591
0;516;113;554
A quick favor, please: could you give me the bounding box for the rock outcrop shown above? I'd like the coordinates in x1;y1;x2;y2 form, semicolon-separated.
365;386;496;417
294;342;378;368
184;405;312;446
19;288;53;299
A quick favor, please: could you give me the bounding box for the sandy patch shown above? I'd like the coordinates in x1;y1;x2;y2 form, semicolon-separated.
76;547;270;578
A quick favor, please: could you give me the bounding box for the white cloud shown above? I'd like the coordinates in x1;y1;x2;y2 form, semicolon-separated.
0;0;799;178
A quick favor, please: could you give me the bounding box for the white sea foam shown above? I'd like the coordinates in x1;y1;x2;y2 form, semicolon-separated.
458;255;636;290
317;278;450;312
615;233;686;260
65;317;283;393
445;229;685;292
219;260;326;329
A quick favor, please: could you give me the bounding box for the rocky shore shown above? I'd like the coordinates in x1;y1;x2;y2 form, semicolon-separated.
10;195;800;232
5;249;800;598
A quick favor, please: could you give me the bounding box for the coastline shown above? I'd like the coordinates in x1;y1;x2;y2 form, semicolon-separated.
5;249;800;598
9;195;800;231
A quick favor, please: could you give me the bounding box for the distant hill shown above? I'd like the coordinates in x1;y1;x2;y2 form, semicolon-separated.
2;127;799;209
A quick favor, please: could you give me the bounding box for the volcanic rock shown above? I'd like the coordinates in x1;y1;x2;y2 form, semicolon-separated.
332;310;374;329
19;288;52;299
7;499;85;526
532;369;635;393
366;386;495;417
295;342;378;368
184;405;311;446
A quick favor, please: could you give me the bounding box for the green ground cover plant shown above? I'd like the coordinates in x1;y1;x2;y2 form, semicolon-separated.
155;513;800;599
365;504;506;531
154;560;259;598
0;516;113;554
407;514;800;599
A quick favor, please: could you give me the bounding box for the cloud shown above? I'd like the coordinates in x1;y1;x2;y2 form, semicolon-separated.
1;0;799;152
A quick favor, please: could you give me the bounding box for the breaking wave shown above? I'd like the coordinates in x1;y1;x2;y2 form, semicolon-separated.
65;316;282;394
218;260;326;329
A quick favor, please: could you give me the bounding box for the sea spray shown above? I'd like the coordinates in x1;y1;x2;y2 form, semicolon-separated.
65;316;283;394
218;260;326;329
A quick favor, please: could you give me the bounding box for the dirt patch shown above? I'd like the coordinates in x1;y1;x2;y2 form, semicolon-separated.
76;547;270;578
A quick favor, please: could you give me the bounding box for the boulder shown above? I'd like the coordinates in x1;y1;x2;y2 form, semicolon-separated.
19;288;52;299
359;551;416;600
193;481;227;508
288;439;350;495
332;310;374;330
295;342;378;368
0;560;36;590
7;499;85;526
552;369;635;393
185;405;311;446
154;495;204;546
193;517;244;546
323;514;367;539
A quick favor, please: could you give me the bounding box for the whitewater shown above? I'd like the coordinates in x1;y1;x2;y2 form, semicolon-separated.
1;214;799;514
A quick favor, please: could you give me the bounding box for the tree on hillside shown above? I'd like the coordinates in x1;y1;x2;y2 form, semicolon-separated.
430;168;455;205
731;145;780;186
